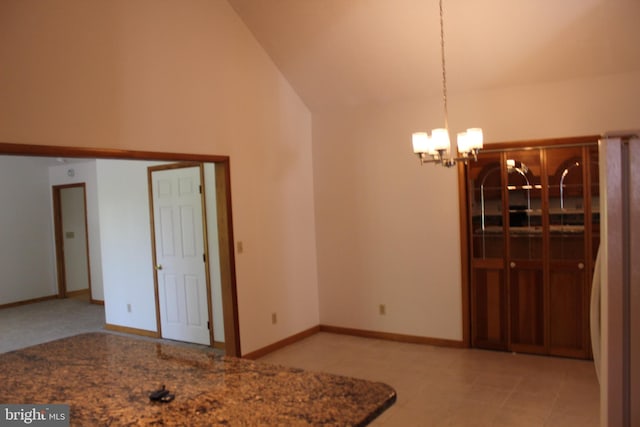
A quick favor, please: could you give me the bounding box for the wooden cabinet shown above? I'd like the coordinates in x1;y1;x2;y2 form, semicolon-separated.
472;260;507;350
548;263;587;357
510;262;545;353
466;139;599;359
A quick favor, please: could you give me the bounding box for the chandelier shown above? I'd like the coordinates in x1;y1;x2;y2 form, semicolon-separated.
411;0;483;167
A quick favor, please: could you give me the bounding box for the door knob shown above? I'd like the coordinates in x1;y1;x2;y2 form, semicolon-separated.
510;261;516;268
578;262;584;270
155;264;163;271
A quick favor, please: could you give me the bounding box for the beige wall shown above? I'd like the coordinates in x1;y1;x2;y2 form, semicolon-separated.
0;0;318;355
314;71;640;341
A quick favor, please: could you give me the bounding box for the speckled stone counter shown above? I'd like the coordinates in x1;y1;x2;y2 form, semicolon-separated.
0;333;396;426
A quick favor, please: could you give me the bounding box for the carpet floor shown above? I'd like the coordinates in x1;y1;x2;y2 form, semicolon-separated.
0;297;106;353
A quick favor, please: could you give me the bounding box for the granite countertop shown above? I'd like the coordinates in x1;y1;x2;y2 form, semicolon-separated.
0;333;396;426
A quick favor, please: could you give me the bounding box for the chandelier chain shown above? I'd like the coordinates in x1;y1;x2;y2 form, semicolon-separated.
439;0;448;132
410;0;482;167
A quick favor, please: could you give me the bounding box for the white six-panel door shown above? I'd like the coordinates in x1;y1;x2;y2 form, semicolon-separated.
151;165;210;345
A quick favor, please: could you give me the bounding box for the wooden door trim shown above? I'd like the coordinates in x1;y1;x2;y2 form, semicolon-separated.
215;162;241;357
540;148;550;355
0;141;241;357
457;162;470;347
52;183;92;301
0;142;229;163
199;164;215;349
52;186;66;298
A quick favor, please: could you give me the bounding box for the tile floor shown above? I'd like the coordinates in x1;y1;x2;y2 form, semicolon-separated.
1;300;600;426
259;333;600;427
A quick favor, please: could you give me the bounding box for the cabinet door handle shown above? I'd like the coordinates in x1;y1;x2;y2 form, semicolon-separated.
578;262;584;270
510;261;516;268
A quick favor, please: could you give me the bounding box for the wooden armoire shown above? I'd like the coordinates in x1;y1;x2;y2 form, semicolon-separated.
463;136;599;359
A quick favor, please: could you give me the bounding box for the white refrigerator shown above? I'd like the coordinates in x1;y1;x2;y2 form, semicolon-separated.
594;134;639;427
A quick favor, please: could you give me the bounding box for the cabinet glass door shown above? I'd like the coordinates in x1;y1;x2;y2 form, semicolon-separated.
470;154;504;259
546;146;588;358
547;147;585;260
468;153;507;350
507;149;545;353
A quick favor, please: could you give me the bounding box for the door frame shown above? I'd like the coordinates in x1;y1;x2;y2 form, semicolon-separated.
52;182;93;301
148;162;214;346
0;142;241;357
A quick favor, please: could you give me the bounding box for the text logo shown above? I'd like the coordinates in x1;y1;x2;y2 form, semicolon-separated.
1;405;69;427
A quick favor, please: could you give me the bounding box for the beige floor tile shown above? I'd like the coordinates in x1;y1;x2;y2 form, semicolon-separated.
516;375;563;396
473;371;523;391
544;412;600;427
259;333;600;426
446;401;502;427
503;390;558;418
492;406;548;427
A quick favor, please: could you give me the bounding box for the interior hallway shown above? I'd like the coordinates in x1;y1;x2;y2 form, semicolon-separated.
1;299;599;426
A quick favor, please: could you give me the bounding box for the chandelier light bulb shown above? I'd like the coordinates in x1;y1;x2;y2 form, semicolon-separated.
431;128;450;152
457;131;470;154
466;128;483;150
412;132;430;153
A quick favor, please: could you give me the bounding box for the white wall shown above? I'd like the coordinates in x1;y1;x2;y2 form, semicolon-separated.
314;71;640;341
0;157;57;304
49;160;104;301
95;159;161;331
0;0;318;355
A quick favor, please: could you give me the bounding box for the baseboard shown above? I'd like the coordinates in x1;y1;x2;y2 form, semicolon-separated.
65;289;104;305
0;294;58;310
320;325;466;348
239;324;465;360
213;341;225;350
65;289;89;297
242;325;321;360
104;323;159;338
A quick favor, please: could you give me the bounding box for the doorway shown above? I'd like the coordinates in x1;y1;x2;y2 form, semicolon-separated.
52;183;92;302
0;142;241;357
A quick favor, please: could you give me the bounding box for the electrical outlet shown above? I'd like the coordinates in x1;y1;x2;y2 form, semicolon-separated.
271;312;277;324
127;304;132;313
379;304;386;315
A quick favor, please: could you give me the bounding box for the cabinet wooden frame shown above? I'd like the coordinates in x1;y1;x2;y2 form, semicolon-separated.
459;135;599;359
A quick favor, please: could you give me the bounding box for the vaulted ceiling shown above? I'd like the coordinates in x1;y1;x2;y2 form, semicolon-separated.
228;0;640;112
